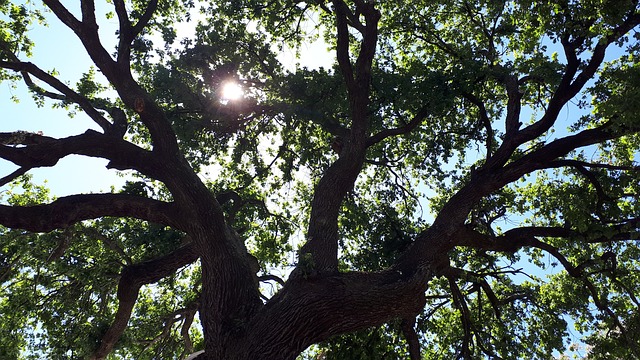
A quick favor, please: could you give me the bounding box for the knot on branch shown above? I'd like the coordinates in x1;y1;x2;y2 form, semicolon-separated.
134;98;145;113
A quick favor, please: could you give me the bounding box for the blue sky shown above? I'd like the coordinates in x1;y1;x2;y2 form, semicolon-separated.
0;2;129;196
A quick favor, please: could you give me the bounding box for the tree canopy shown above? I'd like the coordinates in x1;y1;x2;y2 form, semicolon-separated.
1;0;640;359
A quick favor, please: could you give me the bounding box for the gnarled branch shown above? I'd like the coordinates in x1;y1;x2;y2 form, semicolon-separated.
91;242;199;360
0;193;181;232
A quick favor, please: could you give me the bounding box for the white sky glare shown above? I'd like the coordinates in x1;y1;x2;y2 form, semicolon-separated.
220;81;244;101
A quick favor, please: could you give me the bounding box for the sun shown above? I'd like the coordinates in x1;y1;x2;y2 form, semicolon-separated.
220;81;244;101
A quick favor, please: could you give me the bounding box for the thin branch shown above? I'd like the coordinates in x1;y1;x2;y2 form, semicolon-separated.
0;166;29;187
548;159;640;172
0;60;112;131
333;0;355;91
547;159;613;216
113;0;158;65
367;105;431;147
583;279;640;356
84;227;133;265
448;276;472;359
258;274;286;286
180;308;197;357
131;0;158;41
446;266;503;318
341;1;365;33
461;92;493;159
113;0;133;65
42;0;83;33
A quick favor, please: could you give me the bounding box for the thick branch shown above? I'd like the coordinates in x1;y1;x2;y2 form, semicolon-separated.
499;122;639;186
487;12;640;168
455;221;640;257
0;130;163;179
0;193;181;232
244;269;430;359
293;2;380;276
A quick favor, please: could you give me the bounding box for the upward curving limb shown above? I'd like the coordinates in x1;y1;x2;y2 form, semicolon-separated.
0;193;182;232
498;121;640;186
366;105;431;147
113;0;158;65
91;242;199;360
293;0;381;276
487;9;640;169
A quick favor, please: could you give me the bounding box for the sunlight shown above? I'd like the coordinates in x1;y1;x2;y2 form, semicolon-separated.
220;81;244;101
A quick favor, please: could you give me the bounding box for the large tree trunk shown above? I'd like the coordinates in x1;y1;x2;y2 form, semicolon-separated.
194;227;451;360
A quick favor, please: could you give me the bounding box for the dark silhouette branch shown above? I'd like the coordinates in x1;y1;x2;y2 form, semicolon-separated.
455;220;640;255
258;274;285;286
114;0;158;65
486;11;640;169
0;166;29;187
583;277;640;356
447;276;472;359
495;121;640;188
401;317;422;360
445;266;503;319
367;105;431;147
0;130;164;180
461;92;493;158
43;0;180;155
333;0;355;92
0;193;181;232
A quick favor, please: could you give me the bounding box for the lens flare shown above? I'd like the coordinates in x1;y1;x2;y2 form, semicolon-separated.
221;81;243;101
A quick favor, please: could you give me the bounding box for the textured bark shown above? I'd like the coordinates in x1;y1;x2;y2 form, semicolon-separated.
234;268;435;360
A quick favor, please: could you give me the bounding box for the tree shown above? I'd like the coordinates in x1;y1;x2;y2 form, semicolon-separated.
1;0;639;359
